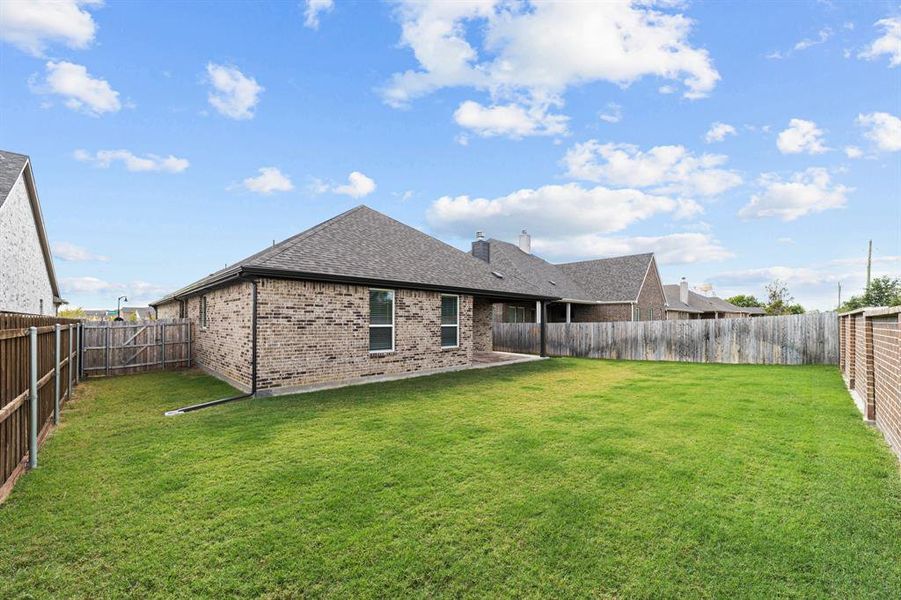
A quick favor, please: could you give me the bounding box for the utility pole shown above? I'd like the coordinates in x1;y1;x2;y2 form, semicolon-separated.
837;281;842;310
866;239;872;294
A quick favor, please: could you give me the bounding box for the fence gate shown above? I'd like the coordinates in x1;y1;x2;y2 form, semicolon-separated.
80;319;192;377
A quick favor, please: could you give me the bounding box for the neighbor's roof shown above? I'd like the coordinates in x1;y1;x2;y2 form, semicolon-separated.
0;150;64;304
662;285;750;314
153;206;556;305
558;253;656;303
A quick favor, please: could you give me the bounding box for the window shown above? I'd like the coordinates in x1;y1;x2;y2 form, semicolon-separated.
369;289;394;352
200;296;208;328
39;299;44;315
635;306;641;321
441;295;459;348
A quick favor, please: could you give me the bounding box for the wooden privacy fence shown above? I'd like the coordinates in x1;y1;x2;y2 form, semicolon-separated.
81;319;192;377
493;312;839;365
1;312;81;503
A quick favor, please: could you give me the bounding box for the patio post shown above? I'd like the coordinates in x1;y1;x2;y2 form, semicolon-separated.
540;301;548;357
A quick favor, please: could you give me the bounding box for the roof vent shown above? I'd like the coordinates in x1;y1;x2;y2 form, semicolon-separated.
491;271;504;279
548;280;557;285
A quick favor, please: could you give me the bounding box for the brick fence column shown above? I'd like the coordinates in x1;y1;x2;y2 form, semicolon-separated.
847;315;856;388
863;316;876;420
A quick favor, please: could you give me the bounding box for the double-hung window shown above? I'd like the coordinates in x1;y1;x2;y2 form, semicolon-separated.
441;295;459;348
200;296;208;328
369;289;394;352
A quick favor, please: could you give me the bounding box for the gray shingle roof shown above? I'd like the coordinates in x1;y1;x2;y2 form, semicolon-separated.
663;285;750;314
154;206;554;304
482;239;591;300
558;253;655;303
0;150;29;209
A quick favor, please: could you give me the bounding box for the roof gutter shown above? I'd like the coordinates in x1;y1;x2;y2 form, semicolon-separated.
153;266;558;307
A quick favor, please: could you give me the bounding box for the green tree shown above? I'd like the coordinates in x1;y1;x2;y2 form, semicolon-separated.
764;280;805;315
840;276;901;312
58;307;86;319
726;294;763;308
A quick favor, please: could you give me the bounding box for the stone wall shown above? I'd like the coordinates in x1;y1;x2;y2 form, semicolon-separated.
0;173;54;315
571;303;632;322
472;297;493;351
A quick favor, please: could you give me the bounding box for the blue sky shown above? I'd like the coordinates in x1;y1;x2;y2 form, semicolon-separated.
1;0;899;310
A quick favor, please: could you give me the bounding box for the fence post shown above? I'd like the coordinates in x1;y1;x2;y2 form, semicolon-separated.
54;324;61;425
105;324;110;377
68;324;74;398
160;322;166;369
76;323;82;382
187;320;192;367
28;326;38;469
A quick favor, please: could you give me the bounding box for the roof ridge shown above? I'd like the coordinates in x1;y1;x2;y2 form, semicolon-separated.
556;252;653;267
252;204;368;265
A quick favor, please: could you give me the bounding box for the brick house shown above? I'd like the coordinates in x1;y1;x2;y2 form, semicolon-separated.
471;232;666;323
152;206;552;395
0;150;65;315
663;279;757;319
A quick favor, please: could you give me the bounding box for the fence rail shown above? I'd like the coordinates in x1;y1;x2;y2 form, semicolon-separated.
80;319;192;377
1;312;81;503
493;312;839;365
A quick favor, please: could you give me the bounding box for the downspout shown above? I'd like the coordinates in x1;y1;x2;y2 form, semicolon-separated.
165;277;259;415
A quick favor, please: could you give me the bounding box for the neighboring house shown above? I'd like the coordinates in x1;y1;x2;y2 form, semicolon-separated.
0;150;64;315
663;279;756;319
83;307;155;321
471;232;666;323
152;206;552;395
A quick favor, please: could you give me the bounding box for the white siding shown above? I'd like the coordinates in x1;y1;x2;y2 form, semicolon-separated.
0;174;55;314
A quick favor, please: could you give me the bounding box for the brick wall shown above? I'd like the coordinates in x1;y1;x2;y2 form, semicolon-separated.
571;303;632;322
472;297;493;351
634;258;666;321
157;282;254;390
839;307;901;460
255;279;475;392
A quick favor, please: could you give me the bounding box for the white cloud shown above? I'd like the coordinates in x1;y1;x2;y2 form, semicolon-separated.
562;140;742;198
844;145;863;158
776;118;828;154
74;149;189;173
715;266;840;287
206;63;263;120
739;168;850;221
303;0;334;29
53;242;108;262
35;61;121;116
859;17;901;67
704;122;736;143
857;111;901;152
59;277;167;302
382;1;718;136
311;171;376;198
453;100;568;138
599;102;622;124
777;237;796;245
794;27;833;51
0;0;100;56
333;171;377;198
427;183;681;240
534;232;732;265
241;167;294;194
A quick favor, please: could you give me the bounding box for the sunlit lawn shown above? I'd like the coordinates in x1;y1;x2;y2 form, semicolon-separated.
1;359;899;598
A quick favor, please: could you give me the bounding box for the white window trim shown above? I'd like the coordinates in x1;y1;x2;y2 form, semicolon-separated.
369;288;395;353
441;294;459;349
200;296;208;330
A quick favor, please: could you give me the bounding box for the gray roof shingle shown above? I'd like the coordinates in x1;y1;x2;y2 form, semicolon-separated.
154;206;554;304
0;150;29;209
481;239;590;300
558;253;655;303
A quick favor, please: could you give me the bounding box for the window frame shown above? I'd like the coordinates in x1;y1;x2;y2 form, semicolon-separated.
199;296;208;329
440;294;459;349
368;288;395;353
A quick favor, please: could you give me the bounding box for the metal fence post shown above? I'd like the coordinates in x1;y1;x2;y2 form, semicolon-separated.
68;324;74;399
28;326;38;469
54;324;61;425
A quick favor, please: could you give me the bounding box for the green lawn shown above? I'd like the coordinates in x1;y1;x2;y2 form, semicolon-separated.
1;360;899;598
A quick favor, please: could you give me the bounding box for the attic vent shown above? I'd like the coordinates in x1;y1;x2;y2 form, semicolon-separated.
491;271;504;279
548;280;557;285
